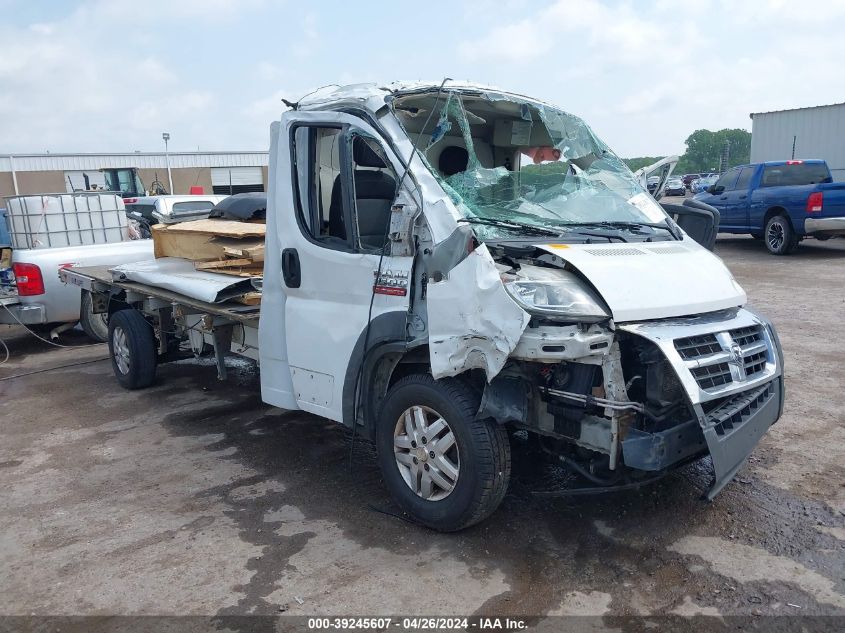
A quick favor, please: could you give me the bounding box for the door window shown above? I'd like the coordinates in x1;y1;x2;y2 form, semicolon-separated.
733;167;753;191
291;125;398;252
714;168;740;192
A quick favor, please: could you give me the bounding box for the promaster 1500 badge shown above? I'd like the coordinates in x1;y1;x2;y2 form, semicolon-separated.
373;269;409;296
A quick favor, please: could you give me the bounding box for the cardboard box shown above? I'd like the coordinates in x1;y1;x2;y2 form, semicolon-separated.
151;220;265;261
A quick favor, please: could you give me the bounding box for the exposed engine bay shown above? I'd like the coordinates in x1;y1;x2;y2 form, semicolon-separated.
423;239;783;497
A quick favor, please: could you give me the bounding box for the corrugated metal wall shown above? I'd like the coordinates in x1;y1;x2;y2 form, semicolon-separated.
0;151;269;173
750;103;845;181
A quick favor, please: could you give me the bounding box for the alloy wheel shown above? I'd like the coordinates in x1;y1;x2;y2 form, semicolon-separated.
393;405;460;501
112;326;130;375
767;219;785;252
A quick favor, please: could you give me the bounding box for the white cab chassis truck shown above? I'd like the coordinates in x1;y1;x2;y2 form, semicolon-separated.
62;83;784;531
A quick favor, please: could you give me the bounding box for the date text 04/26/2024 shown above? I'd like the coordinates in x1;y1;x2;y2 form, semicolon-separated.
307;617;528;631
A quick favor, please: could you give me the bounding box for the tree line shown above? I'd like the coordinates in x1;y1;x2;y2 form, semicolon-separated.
624;128;751;175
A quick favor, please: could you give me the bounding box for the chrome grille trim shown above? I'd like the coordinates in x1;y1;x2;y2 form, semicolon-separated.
619;309;781;405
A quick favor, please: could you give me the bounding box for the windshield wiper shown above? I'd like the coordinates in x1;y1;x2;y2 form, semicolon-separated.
458;217;561;236
559;221;679;240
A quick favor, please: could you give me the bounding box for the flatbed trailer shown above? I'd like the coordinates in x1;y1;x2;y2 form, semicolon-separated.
61;265;261;380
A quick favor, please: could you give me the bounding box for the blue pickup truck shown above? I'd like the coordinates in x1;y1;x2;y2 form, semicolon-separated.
695;159;845;254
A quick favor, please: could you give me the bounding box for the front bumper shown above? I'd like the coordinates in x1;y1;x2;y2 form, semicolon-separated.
619;308;784;498
0;300;46;325
621;378;783;498
804;216;845;236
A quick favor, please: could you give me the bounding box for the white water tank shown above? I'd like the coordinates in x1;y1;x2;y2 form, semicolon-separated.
5;193;129;249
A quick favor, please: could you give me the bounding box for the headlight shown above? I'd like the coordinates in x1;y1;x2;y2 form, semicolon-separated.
504;273;610;321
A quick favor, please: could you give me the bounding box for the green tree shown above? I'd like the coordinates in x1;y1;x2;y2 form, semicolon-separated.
678;128;751;173
622;156;662;172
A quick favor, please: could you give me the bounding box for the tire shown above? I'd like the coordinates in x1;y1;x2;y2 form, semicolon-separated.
764;214;799;255
79;291;109;342
107;309;157;389
375;374;511;532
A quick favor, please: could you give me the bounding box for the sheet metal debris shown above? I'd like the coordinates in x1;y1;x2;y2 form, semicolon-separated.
111;257;254;303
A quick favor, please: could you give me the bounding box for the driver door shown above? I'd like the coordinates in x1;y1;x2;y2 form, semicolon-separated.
260;111;417;423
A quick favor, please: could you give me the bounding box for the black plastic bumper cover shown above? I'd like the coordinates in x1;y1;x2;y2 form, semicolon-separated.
699;379;782;499
622;378;783;499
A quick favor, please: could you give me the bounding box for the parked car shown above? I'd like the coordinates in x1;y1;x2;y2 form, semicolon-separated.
692;174;719;194
664;178;686;196
646;175;661;194
682;174;701;190
694;159;845;254
1;193;153;340
125;195;225;237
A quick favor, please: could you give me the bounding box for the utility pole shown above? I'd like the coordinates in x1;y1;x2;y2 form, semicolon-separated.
791;135;797;160
162;132;173;194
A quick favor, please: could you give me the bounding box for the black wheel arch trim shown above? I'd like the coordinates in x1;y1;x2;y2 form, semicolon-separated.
341;310;427;438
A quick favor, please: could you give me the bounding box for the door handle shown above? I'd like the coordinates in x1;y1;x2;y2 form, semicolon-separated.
720;196;727;200
282;248;301;288
739;195;747;199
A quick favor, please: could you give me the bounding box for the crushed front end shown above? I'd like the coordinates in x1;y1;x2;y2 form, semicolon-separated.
480;303;783;498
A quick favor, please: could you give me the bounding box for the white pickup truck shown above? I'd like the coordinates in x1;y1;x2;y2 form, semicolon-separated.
2;192;153;340
62;82;784;531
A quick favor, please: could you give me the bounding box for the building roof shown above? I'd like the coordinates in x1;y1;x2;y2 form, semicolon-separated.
0;151;269;172
750;102;845;118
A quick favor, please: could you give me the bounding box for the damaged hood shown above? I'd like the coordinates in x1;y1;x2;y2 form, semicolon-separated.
534;241;746;322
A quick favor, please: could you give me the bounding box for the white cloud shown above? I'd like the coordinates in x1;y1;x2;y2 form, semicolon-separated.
455;0;845;156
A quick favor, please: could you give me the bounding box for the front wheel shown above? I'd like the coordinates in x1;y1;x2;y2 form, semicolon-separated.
108;309;157;389
376;374;511;532
765;214;798;255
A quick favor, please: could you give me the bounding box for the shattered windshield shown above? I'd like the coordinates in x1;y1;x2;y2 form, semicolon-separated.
391;89;674;242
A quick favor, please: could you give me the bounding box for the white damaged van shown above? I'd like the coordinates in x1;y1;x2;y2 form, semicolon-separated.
63;82;785;531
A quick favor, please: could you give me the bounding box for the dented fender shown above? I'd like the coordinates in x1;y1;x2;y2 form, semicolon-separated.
427;244;530;381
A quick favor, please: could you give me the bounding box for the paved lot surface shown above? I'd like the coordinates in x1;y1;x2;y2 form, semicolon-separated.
1;234;843;626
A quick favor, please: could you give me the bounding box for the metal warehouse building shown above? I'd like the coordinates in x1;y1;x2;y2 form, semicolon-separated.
0;151;270;201
750;102;845;181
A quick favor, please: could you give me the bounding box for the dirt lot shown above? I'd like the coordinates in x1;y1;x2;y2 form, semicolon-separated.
1;234;843;628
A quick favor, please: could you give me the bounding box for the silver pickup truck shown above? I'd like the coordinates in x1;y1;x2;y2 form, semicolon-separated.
1;192;153;340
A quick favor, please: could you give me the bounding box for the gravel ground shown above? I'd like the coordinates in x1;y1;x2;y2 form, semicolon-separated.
0;233;843;630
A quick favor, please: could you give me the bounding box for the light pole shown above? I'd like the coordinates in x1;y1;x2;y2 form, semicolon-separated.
162;132;173;194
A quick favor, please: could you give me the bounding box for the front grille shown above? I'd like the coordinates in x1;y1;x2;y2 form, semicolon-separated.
691;363;732;389
673;322;773;393
744;351;767;378
706;382;775;436
675;334;721;360
730;325;763;347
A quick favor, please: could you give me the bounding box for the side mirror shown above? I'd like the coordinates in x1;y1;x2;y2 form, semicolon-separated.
661;199;720;251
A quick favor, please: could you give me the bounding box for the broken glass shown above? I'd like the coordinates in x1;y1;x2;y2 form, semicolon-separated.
390;88;674;242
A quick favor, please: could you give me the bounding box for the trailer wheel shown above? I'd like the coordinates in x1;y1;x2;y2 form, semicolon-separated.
79;291;109;342
108;309;157;389
375;374;511;532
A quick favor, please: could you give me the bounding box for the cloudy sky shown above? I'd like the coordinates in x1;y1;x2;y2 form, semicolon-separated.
1;0;843;158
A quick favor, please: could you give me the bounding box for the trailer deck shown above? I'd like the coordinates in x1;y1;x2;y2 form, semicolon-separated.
61;265;260;325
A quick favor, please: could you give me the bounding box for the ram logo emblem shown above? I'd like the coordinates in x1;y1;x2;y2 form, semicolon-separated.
729;342;744;371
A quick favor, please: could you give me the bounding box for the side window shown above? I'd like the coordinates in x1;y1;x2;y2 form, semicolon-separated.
171;201;215;215
733;167;753;191
291;125;347;246
715;168;739;192
761;165;782;187
350;135;398;252
291;125;399;252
